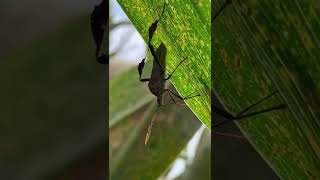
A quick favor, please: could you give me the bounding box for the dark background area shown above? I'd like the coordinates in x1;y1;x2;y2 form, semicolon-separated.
213;92;279;179
0;0;93;56
0;0;107;179
213;123;279;179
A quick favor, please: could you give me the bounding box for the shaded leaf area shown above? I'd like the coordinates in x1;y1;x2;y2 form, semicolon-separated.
176;128;211;180
117;0;211;129
109;105;149;164
110;100;201;180
109;44;203;179
109;58;153;127
212;122;279;179
213;0;320;179
0;16;106;180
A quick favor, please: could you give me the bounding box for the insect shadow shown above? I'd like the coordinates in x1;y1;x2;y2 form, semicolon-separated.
91;0;108;64
212;0;286;132
139;3;200;145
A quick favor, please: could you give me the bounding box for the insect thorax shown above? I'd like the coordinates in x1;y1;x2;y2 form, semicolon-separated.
148;75;165;97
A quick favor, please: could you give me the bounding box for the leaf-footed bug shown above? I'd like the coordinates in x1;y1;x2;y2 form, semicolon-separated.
139;3;201;145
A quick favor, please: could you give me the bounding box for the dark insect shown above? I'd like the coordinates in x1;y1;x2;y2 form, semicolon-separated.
139;3;200;145
138;3;199;108
91;0;108;64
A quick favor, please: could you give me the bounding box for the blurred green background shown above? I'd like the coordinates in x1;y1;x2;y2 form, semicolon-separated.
0;0;107;179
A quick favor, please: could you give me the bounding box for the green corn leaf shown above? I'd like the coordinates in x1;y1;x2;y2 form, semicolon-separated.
116;0;211;129
213;0;320;179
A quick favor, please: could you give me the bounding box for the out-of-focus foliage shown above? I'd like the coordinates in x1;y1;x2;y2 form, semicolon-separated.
176;129;211;180
0;16;106;180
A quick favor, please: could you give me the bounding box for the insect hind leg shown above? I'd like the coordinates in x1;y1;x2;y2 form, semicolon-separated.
163;89;200;106
148;2;167;42
165;57;188;80
235;90;281;117
213;0;232;22
213;91;286;128
213;103;286;128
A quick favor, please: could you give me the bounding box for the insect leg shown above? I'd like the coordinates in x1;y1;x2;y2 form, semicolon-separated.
164;89;177;104
165;57;188;80
213;104;286;128
160;88;200;107
148;3;167;42
214;105;236;120
213;91;286;128
138;4;166;80
165;89;200;101
213;132;247;140
147;3;167;71
138;58;151;82
184;91;201;98
213;0;232;22
235;104;286;120
235;91;281;117
148;44;164;71
140;78;150;82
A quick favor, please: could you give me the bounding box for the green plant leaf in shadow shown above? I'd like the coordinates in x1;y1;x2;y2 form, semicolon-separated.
109;41;202;179
116;0;211;129
109;99;201;179
213;0;320;179
109;59;153;127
